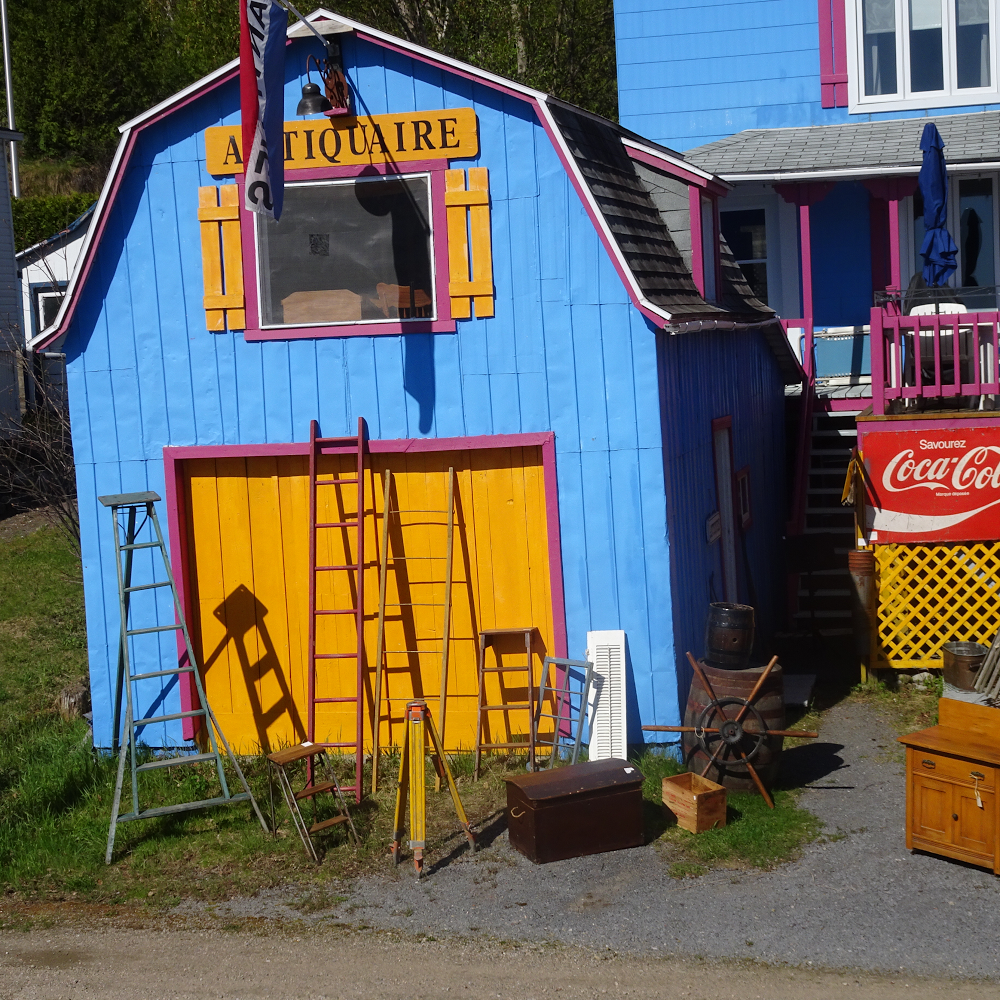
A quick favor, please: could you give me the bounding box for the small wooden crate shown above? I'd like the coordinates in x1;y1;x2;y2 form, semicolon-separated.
662;772;727;833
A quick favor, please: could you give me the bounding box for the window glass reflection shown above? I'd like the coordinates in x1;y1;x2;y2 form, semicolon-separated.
909;0;945;91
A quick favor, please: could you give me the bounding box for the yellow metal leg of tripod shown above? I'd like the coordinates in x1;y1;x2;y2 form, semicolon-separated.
391;699;476;878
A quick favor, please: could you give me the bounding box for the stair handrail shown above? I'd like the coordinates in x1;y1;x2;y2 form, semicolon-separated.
782;318;814;537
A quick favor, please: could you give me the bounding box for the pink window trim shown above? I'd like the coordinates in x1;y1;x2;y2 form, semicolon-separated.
163;431;568;739
819;0;849;108
237;158;458;341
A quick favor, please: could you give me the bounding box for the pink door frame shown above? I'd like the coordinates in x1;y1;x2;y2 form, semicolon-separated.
161;431;568;737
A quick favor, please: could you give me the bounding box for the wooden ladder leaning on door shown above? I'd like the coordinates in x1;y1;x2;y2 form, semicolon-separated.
370;466;456;793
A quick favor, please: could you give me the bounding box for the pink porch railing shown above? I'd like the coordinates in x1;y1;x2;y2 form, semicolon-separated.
870;307;1000;416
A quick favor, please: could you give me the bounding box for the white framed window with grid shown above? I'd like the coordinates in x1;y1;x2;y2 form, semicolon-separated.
847;0;999;112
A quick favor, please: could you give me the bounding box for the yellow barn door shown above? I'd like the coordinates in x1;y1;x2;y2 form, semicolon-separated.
180;446;555;754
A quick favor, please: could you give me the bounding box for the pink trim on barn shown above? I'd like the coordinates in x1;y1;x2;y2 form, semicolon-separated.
533;100;668;329
625;144;728;197
32;128;140;352
238;159;458;341
163;430;567;738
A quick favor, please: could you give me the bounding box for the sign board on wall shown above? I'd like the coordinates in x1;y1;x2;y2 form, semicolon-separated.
863;426;1000;543
205;107;479;175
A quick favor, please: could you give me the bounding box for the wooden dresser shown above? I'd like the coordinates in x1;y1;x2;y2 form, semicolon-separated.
898;699;1000;874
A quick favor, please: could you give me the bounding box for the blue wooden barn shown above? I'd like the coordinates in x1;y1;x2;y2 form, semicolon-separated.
31;10;798;753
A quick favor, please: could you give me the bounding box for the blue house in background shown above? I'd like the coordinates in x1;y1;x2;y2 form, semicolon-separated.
615;0;1000;636
31;10;798;752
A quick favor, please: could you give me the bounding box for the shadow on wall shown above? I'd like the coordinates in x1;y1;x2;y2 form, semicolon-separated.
403;333;435;433
202;583;304;752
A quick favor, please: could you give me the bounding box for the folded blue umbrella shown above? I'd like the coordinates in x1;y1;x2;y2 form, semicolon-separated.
918;122;958;287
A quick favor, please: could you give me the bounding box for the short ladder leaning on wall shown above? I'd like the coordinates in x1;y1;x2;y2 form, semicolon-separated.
101;491;267;864
301;419;369;802
370;466;456;794
473;627;538;780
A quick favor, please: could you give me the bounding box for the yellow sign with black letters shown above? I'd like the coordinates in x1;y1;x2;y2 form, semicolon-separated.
205;107;479;175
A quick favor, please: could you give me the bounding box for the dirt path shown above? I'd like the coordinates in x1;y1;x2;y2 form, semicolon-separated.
1;924;996;1000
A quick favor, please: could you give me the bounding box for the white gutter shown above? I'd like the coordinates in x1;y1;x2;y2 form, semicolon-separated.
620;137;727;187
714;161;1000;183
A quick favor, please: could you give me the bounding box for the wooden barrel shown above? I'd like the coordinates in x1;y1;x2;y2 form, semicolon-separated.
704;602;755;669
681;660;785;793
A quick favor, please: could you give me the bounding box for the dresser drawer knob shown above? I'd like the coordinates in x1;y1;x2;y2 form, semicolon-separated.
922;759;936;769
953;813;959;821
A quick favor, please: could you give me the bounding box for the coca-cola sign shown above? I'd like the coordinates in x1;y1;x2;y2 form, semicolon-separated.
863;427;1000;542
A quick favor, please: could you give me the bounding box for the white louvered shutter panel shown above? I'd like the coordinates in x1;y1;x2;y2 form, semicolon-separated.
586;630;627;761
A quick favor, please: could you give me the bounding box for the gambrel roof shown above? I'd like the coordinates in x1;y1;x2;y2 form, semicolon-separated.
30;9;798;379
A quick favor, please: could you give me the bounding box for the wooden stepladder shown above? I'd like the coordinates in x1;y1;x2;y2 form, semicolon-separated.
473;627;538;780
266;743;358;861
287;418;369;805
371;467;455;793
391;699;475;878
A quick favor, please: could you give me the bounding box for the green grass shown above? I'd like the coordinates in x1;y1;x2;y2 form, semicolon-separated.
848;672;942;735
0;525;517;905
634;749;822;872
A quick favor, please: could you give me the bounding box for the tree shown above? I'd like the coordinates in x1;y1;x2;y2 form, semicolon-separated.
3;0;616;165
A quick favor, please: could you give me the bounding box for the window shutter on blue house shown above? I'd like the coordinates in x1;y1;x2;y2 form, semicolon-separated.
819;0;850;107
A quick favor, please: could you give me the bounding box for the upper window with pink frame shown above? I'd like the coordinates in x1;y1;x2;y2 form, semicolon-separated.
255;171;437;330
239;160;457;340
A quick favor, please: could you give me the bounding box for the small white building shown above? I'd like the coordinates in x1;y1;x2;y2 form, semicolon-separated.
16;203;93;411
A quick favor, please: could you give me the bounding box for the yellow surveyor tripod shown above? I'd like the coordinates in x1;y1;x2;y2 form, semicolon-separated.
392;699;476;878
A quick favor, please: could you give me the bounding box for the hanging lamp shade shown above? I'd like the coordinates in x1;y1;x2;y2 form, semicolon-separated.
297;82;332;116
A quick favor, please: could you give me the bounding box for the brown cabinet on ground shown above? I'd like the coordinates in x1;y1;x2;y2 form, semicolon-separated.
898;699;1000;874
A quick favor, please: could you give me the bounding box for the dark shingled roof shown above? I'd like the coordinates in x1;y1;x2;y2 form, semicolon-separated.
549;104;724;319
546;104;799;380
685;110;1000;178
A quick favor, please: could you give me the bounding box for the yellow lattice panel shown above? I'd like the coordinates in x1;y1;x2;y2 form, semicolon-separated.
873;542;1000;670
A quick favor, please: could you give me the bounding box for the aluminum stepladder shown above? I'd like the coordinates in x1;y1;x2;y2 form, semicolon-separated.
370;466;455;794
102;491;267;864
272;419;368;835
473;627;538;780
391;699;475;878
533;656;595;768
266;743;358;860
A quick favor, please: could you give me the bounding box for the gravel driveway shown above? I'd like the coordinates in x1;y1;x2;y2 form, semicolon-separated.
181;700;1000;979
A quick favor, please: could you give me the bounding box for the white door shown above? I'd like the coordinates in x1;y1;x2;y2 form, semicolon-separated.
713;423;738;602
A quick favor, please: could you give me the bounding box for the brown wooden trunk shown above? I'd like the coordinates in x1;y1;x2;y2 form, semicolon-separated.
504;759;644;863
681;661;785;793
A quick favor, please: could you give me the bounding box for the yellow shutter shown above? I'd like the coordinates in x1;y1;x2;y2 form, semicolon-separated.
197;185;245;331
444;167;494;319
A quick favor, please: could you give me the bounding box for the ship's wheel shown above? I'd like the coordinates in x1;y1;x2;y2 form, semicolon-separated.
642;652;818;808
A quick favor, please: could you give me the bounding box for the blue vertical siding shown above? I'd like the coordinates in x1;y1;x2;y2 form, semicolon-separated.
658;329;786;713
64;34;704;746
614;0;1000;150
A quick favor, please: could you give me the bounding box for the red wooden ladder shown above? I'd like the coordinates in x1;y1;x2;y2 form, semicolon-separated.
306;417;368;803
